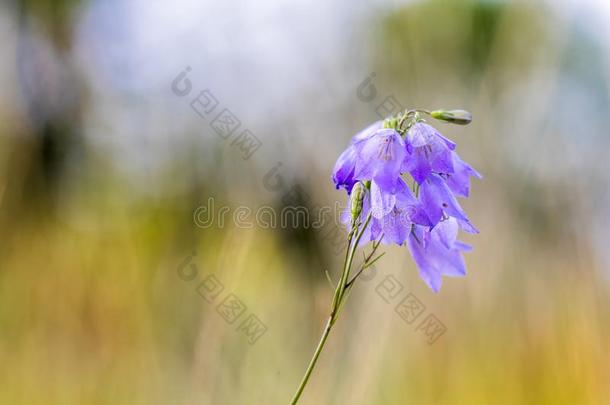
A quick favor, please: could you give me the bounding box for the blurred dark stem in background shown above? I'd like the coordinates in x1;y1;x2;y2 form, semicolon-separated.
10;0;84;213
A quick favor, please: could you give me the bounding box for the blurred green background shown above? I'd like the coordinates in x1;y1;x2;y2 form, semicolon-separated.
1;0;609;404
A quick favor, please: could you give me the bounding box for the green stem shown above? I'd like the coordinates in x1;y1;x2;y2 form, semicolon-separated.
335;213;371;306
289;213;372;404
289;316;333;405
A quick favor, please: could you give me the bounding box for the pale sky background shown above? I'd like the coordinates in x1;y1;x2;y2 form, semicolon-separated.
0;0;609;268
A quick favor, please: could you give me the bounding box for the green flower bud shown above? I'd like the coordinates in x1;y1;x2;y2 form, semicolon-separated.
350;182;365;222
383;117;399;129
430;109;472;125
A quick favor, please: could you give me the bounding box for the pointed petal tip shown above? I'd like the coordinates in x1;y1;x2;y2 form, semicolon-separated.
459;219;479;234
422;273;442;293
454;241;473;252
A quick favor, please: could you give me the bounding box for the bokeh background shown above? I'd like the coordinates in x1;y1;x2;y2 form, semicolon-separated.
1;0;610;404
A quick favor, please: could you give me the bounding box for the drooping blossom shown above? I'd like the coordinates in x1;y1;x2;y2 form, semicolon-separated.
407;218;472;293
332;122;406;192
331;121;382;192
402;122;456;184
370;179;431;245
340;178;430;246
419;173;478;234
332;146;358;192
332;112;480;292
444;153;482;198
292;110;481;405
352;128;406;191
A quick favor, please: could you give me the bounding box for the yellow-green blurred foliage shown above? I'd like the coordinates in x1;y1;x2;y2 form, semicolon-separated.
1;0;609;404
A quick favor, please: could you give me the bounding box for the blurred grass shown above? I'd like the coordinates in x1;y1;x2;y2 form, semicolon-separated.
1;140;609;404
1;0;610;404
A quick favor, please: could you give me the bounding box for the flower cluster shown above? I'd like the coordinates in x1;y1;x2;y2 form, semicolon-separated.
332;110;481;292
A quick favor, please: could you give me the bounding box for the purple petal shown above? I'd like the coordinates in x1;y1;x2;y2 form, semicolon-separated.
370;180;397;219
407;227;443;293
446;153;482;198
407;223;470;292
429;144;454;175
435;131;456;151
454;240;473;252
379;209;410;245
394;179;433;227
407;123;435;148
353;129;405;187
405;149;432;184
332;146;357;191
434;217;459;249
404;123;457;183
420;174;473;229
407;122;456;150
438;250;467;277
351;120;382;143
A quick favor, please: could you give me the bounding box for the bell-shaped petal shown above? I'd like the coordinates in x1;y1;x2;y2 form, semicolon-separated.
370;180;397;219
332;121;384;193
379;208;410;245
379;184;413;245
445;153;482;198
351;120;382;143
407;122;456;151
353;128;406;189
403;123;456;184
434;216;459;249
372;179;432;245
407;220;470;293
394;179;432;227
332;145;358;192
333;118;479;293
419;174;478;233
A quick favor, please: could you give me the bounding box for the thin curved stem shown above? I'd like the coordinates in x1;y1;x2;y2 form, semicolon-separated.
335;213;371;306
289;213;372;404
289;316;333;405
346;233;384;288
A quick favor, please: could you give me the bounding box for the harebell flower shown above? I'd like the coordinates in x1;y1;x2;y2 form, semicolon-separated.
290;108;480;403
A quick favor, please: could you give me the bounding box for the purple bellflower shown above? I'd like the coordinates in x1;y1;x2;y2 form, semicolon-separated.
290;108;480;403
341;178;432;247
333;122;406;193
403;122;456;184
407;218;472;293
332;121;381;192
332;110;480;292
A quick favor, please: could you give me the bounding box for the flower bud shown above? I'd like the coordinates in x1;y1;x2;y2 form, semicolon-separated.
383;117;398;129
350;182;365;221
430;109;472;125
